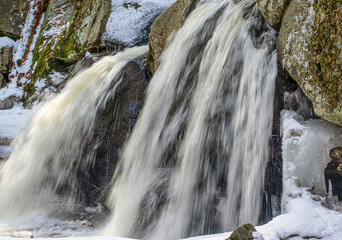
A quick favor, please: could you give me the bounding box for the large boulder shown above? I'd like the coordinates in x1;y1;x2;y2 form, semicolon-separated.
147;0;198;73
0;0;28;39
257;0;290;28
0;47;13;86
278;0;342;126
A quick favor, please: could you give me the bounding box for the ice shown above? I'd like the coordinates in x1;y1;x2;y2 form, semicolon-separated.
102;0;176;46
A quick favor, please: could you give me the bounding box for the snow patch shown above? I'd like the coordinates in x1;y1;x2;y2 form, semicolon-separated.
0;37;16;49
102;0;176;46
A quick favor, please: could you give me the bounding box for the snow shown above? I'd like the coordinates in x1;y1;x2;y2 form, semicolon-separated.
0;37;16;49
0;104;33;139
0;0;45;101
102;0;176;46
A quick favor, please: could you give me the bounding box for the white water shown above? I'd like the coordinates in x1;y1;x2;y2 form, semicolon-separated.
104;0;277;239
0;46;148;235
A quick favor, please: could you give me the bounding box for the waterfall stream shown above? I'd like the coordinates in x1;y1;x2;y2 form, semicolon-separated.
0;46;148;221
104;0;277;239
0;0;278;238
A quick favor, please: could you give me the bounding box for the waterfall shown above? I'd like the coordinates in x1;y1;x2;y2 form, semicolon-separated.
0;46;148;219
104;0;277;239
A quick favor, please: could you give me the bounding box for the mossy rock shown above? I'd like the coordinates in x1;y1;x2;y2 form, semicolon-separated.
52;0;111;63
278;0;342;126
227;223;257;240
147;0;198;74
25;0;111;102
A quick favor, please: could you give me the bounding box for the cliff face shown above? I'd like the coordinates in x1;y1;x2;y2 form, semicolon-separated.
258;0;342;126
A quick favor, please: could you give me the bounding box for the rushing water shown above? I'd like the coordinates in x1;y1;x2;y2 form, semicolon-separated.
0;0;278;238
0;46;148;236
104;0;277;239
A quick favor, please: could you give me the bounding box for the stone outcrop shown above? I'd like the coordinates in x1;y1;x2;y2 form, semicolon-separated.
227;223;258;240
0;0;29;39
24;0;111;102
147;0;198;73
258;0;342;126
257;0;290;28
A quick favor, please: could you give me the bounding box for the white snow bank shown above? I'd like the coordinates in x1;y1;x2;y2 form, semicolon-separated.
0;37;16;49
0;104;33;139
102;0;176;46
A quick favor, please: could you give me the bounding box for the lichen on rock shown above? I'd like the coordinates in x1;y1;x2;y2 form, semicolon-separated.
256;0;290;28
278;0;342;126
226;223;258;240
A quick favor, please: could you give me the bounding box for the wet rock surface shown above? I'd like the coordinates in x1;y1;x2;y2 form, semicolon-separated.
77;59;148;204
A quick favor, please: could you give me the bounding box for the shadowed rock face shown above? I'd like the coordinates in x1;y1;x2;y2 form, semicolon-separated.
76;59;147;205
325;147;342;200
0;47;13;88
0;0;28;39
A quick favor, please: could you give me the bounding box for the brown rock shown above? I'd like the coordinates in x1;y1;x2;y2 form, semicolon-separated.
257;0;290;28
147;0;198;73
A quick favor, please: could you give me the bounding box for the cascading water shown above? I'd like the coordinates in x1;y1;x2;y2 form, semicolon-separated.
104;0;277;239
0;46;148;223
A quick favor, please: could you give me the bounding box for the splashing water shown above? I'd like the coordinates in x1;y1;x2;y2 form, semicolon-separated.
104;0;277;239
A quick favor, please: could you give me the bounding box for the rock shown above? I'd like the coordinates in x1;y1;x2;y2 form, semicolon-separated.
0;73;5;88
257;0;290;28
325;147;342;200
77;58;147;204
0;96;19;110
278;0;342;126
25;0;111;102
52;0;111;63
0;47;13;76
0;0;28;39
147;0;198;73
227;223;258;240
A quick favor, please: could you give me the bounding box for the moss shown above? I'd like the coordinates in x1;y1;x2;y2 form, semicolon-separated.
0;31;19;40
52;0;105;63
146;51;155;74
310;0;342;112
